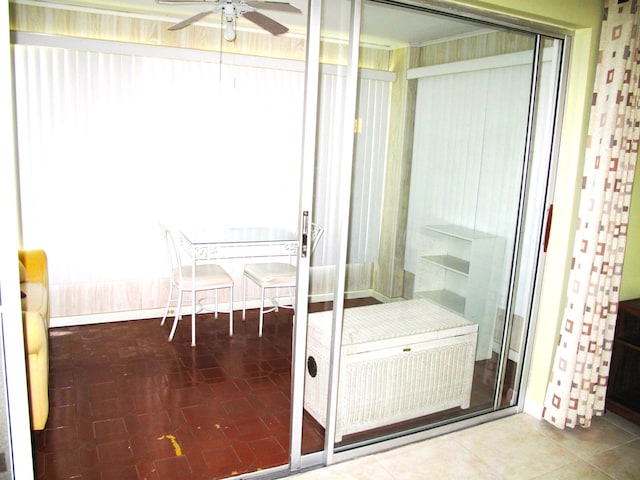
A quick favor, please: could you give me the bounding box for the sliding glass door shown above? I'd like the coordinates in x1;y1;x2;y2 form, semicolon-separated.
9;0;568;477
293;0;565;468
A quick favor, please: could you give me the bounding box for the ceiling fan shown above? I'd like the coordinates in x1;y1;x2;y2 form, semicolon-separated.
157;0;302;41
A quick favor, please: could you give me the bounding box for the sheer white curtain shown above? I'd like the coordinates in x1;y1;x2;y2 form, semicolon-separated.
13;41;304;316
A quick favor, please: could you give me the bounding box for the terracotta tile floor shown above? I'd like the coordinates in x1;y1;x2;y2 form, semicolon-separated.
34;298;508;479
36;307;308;480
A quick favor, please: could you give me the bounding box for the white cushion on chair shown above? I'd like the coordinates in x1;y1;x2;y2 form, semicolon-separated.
176;264;233;289
244;262;296;287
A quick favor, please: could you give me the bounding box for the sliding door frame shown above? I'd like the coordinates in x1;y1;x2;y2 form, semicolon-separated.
290;0;574;471
290;0;323;474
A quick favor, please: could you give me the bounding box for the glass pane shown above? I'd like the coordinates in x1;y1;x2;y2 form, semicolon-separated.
335;1;545;448
301;0;357;455
497;36;565;408
300;0;564;459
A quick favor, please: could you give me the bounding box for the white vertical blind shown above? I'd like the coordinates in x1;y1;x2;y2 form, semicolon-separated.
14;43;304;313
406;60;535;310
349;77;390;263
13;40;392;317
313;72;346;266
311;71;390;268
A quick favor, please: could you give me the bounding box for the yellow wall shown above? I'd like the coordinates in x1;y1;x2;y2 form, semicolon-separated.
447;0;605;413
621;168;640;300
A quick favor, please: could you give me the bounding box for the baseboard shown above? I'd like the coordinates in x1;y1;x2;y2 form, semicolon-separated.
50;308;168;328
523;397;544;419
307;289;377;303
371;291;409;304
51;300;249;328
492;341;521;362
50;291;383;328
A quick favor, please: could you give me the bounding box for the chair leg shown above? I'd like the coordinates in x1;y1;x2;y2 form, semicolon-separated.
168;291;183;342
191;289;196;347
259;286;266;337
160;281;174;326
229;286;234;336
288;286;295;313
242;275;247;320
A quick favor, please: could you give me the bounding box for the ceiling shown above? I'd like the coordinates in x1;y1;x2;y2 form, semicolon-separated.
15;0;490;47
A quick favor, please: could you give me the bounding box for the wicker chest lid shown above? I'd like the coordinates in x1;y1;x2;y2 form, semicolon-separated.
308;299;478;355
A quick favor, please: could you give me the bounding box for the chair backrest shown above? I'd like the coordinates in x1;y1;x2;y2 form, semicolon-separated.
310;223;324;254
160;224;183;285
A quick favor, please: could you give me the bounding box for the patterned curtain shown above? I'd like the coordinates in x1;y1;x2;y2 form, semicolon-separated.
543;0;639;429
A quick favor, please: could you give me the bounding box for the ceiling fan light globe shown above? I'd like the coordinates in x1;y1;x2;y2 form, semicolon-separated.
224;20;236;41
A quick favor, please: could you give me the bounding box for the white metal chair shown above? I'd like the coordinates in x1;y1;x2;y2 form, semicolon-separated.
160;226;234;346
242;223;324;336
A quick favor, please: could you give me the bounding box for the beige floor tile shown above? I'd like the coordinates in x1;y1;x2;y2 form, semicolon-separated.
530;460;615;479
290;414;640;480
374;436;503;479
589;439;640;480
602;413;640;437
449;414;580;479
534;414;638;460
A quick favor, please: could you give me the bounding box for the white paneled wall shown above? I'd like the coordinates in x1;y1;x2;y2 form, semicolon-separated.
406;49;558;317
14;42;304;318
311;67;392;298
313;68;391;265
349;76;390;264
406;52;534;312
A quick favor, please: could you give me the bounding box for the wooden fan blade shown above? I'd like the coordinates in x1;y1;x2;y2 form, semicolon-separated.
168;9;215;30
157;0;216;4
243;10;288;35
246;1;302;14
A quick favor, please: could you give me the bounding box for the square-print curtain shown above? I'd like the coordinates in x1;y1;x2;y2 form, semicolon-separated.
543;0;639;429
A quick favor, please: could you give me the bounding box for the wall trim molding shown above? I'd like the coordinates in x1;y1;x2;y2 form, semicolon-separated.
49;290;381;328
408;47;555;79
11;31;396;81
51;300;249;328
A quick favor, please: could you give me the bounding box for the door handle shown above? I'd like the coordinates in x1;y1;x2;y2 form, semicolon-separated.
301;211;309;257
543;204;553;253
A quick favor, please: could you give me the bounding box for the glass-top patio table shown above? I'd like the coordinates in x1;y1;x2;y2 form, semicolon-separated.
178;226;299;261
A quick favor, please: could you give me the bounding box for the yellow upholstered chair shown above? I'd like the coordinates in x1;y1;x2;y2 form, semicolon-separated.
18;249;50;430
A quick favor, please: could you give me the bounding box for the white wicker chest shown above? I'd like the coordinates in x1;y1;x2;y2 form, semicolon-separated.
304;299;478;441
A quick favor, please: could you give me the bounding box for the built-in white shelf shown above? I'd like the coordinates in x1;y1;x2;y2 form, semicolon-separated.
415;289;466;315
421;255;470;276
414;224;504;360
